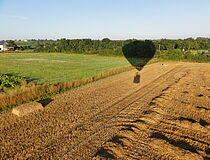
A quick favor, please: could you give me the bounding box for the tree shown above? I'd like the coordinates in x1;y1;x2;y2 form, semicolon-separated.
102;38;111;43
6;40;18;48
196;37;209;49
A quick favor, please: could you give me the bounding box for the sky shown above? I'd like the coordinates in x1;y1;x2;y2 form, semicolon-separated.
0;0;210;40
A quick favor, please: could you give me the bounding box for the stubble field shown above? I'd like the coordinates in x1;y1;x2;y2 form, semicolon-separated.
0;62;210;159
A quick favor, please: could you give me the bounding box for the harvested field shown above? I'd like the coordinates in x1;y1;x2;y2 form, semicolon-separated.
0;62;210;160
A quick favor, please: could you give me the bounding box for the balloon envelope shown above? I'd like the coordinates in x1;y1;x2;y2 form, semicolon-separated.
122;40;156;71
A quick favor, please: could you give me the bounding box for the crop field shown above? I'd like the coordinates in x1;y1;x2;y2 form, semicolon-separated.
1;0;210;159
1;62;209;159
0;53;130;84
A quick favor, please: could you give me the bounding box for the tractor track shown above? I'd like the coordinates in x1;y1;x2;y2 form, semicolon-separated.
54;66;186;160
92;64;210;160
15;66;183;159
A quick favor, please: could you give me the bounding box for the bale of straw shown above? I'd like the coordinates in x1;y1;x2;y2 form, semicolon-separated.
12;102;43;117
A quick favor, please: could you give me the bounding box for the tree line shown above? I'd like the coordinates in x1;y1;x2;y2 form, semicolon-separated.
153;38;210;51
33;37;210;53
33;38;124;56
5;37;210;56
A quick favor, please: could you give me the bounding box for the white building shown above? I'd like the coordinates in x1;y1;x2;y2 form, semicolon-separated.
0;41;7;52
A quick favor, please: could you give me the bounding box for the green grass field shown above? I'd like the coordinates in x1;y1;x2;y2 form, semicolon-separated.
0;53;130;84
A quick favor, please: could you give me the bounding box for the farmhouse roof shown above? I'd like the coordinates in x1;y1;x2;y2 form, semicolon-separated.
0;41;6;45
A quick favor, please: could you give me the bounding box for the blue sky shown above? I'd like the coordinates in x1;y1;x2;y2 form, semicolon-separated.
0;0;210;40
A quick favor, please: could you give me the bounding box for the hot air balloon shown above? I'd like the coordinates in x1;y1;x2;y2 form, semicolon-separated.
122;40;156;83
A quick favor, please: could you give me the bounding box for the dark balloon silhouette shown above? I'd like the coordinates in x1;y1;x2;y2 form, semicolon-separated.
122;40;156;83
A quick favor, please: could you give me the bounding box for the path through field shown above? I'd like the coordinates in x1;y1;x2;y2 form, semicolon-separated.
0;62;210;160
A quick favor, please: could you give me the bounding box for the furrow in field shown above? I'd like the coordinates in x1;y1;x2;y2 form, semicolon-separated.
0;63;179;159
93;64;210;160
1;62;210;160
60;66;188;159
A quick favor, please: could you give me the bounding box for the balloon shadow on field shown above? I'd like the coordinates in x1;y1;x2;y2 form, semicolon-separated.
122;40;156;83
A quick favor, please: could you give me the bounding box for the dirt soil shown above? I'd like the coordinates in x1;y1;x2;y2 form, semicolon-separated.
0;62;210;160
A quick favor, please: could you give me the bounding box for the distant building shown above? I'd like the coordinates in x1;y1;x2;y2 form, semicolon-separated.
0;41;7;52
